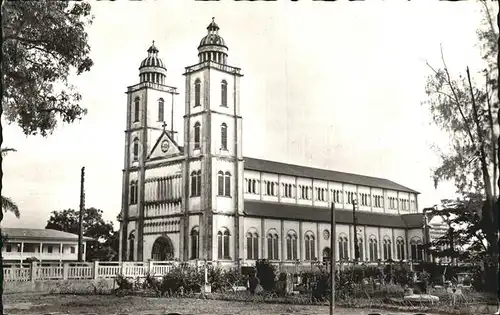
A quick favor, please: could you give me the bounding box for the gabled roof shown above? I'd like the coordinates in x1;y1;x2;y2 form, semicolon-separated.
243;157;419;194
2;228;94;241
244;201;423;229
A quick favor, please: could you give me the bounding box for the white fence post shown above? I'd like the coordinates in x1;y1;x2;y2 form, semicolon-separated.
120;261;125;276
63;262;69;280
93;261;100;280
148;260;153;275
30;261;38;283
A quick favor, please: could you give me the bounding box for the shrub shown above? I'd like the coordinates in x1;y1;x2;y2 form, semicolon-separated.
255;259;276;291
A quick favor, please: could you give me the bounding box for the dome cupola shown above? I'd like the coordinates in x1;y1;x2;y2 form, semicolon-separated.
197;18;228;64
139;41;167;84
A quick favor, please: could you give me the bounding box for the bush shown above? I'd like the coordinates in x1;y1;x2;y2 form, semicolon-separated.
255;259;277;291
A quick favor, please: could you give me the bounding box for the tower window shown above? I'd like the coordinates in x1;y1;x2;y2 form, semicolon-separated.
191;227;199;259
158;98;164;122
134;97;140;122
194;122;201;149
132;138;139;161
190;170;201;197
221;80;228;107
221;123;227;150
217;171;231;197
130;181;138;205
217;228;231;259
194;79;201;107
128;231;135;261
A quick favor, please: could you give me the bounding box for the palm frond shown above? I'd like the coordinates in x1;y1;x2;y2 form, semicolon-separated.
1;147;17;157
1;196;20;218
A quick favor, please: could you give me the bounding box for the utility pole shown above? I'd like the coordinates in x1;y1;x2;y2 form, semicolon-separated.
78;167;85;262
330;202;336;315
352;199;359;262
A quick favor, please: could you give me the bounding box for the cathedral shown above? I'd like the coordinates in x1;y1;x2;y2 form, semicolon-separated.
118;19;426;266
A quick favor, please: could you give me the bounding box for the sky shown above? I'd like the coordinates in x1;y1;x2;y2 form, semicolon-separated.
1;0;491;229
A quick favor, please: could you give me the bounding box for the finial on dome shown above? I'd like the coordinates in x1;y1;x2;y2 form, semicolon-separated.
212;17;215;22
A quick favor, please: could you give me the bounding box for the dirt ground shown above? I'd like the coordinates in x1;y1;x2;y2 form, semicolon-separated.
3;293;426;315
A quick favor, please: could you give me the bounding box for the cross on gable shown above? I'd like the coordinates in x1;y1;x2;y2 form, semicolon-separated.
162;122;168;131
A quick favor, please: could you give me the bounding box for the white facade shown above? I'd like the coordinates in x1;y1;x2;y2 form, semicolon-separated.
118;19;425;265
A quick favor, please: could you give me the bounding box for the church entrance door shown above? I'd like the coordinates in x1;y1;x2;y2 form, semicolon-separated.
322;247;331;262
151;236;174;261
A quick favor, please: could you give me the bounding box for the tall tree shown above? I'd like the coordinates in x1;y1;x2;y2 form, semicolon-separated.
423;2;498;292
1;2;94;312
46;208;119;261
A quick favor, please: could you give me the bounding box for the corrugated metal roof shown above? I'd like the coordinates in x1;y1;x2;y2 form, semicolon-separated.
244;201;423;229
1;228;94;241
243;157;419;194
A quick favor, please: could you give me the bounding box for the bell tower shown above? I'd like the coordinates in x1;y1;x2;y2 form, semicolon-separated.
119;42;179;262
182;18;244;261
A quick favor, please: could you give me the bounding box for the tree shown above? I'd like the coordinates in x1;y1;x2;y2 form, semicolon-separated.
1;1;94;136
423;2;499;292
45;208;119;261
424;195;487;263
1;2;94;312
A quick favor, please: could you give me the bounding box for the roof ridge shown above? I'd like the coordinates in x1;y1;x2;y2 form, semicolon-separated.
243;156;419;194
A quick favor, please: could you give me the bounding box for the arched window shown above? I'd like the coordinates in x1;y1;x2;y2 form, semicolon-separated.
224;172;231;197
217;228;231;259
158;98;164;122
190;170;201;197
128;231;135;261
338;234;349;261
221;123;228;150
190;227;199;259
383;236;392;261
396;237;405;260
267;230;279;260
130;181;138;205
410;237;423;261
286;230;298;260
369;235;378;261
221;80;228;107
358;237;364;261
134;97;140;122
218;171;231;197
246;230;259;260
194;122;201;149
133;138;139;161
194;79;201;107
304;231;316;261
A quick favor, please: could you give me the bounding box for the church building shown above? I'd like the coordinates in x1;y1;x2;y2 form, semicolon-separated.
118;19;426;266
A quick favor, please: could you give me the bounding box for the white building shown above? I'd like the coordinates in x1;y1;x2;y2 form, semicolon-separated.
2;228;92;263
118;19;426;266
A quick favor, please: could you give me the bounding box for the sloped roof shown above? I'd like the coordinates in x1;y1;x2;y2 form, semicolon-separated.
244;201;423;229
2;228;94;241
243;157;419;194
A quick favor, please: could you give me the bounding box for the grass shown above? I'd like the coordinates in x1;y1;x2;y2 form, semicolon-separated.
4;293;408;315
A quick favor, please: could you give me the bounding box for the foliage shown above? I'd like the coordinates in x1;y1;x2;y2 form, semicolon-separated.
208;265;245;292
45;208;118;261
255;259;277;291
0;148;19;219
2;0;94;136
422;2;499;293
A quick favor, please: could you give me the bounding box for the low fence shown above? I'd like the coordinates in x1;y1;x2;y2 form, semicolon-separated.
3;261;180;282
3;260;414;282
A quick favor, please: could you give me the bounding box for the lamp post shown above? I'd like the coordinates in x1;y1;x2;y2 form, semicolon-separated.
352;199;359;263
